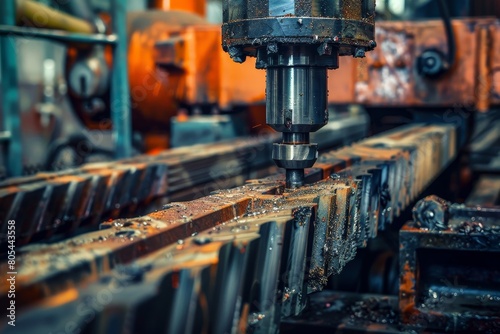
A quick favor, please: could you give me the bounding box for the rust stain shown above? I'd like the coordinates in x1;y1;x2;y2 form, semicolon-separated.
400;262;418;323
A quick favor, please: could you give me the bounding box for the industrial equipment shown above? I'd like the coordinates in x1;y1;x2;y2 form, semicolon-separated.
1;0;500;333
222;0;376;188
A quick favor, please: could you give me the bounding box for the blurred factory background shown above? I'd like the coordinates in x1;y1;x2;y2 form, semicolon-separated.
1;0;499;178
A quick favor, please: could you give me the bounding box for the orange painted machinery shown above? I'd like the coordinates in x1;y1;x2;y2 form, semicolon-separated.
66;7;500;150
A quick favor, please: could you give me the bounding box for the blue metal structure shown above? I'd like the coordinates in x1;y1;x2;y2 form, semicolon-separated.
111;0;132;158
0;0;23;177
0;0;132;176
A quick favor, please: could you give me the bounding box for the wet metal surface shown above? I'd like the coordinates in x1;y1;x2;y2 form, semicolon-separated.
0;114;369;247
0;124;458;333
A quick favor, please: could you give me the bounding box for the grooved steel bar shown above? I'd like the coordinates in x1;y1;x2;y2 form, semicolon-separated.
0;114;367;246
0;124;457;334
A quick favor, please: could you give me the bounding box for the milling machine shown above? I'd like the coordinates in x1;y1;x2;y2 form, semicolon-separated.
222;0;376;188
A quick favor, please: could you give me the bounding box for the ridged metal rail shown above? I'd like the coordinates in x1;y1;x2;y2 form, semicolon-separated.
0;124;456;334
0;136;275;246
0;113;368;247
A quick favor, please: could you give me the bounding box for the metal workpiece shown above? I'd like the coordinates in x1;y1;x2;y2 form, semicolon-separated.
1;124;459;333
0;136;275;246
0;113;368;246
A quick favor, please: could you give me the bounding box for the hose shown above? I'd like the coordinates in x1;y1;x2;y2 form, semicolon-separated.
437;0;456;70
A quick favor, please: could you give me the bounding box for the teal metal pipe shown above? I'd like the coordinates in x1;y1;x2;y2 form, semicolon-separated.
1;0;23;176
110;0;132;158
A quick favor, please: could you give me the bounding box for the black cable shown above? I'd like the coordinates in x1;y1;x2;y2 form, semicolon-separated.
437;0;456;70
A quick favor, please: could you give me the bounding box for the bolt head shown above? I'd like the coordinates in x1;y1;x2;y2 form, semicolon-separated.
354;48;365;58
